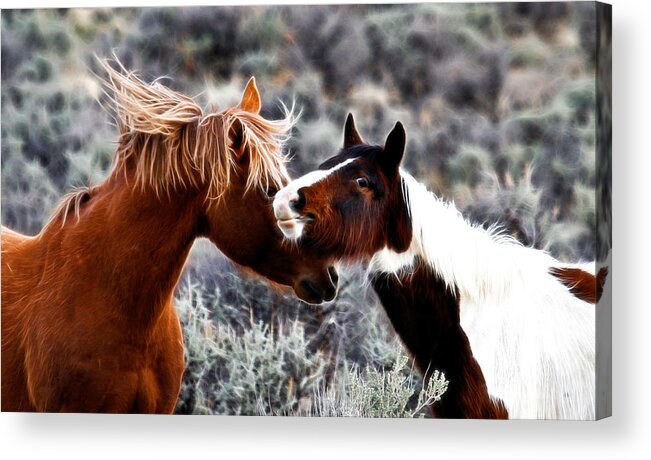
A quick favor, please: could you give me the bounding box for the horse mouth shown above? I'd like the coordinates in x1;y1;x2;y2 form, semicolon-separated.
277;213;314;223
276;213;314;237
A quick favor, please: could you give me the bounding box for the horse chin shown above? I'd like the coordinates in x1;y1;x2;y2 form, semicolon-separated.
276;218;307;240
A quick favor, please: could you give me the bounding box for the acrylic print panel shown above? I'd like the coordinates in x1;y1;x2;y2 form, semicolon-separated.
0;2;611;419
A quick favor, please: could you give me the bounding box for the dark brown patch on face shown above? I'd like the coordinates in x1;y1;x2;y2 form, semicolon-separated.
290;120;411;260
295;145;413;261
372;259;508;419
549;266;608;304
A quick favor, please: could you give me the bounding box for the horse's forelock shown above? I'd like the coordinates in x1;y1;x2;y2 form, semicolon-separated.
221;105;295;195
100;59;202;137
101;59;294;203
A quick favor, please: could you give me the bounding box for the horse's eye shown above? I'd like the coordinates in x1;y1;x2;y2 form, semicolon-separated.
265;187;278;198
355;177;369;188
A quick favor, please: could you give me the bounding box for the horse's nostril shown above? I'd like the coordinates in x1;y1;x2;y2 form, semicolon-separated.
290;189;306;212
328;266;339;286
323;286;337;302
299;279;323;304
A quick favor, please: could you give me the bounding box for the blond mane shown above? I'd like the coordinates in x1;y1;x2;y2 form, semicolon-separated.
100;59;294;202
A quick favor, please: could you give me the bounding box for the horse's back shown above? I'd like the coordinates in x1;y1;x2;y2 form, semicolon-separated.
2;225;39;309
460;253;596;420
2;225;30;252
2;225;37;272
1;225;39;411
463;292;595;419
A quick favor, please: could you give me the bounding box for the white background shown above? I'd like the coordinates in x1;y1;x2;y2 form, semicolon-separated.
1;0;648;458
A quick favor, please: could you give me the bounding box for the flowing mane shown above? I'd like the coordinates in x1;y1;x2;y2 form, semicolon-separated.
101;59;294;202
370;171;555;300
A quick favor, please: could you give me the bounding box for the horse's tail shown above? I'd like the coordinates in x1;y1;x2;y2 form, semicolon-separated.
549;265;608;304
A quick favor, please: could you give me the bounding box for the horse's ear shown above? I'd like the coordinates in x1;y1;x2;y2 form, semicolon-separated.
343;112;364;148
381;121;406;177
239;77;261;114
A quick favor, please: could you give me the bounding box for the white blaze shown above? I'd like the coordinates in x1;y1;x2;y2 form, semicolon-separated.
273;158;357;240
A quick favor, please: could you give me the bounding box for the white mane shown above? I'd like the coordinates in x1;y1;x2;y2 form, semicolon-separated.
370;171;596;420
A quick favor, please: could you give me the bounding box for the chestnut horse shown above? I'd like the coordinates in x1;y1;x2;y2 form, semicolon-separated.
273;113;604;419
1;62;337;413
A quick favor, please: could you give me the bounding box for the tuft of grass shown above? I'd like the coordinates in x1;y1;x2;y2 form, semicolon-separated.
308;353;448;418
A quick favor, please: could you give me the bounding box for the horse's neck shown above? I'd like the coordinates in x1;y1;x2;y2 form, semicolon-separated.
41;173;202;328
372;172;555;305
368;172;526;418
370;263;507;419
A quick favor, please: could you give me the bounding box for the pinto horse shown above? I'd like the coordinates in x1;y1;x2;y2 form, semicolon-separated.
273;113;603;419
1;62;337;413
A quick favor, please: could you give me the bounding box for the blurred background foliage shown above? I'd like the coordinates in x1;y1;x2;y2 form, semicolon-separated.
1;2;599;415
